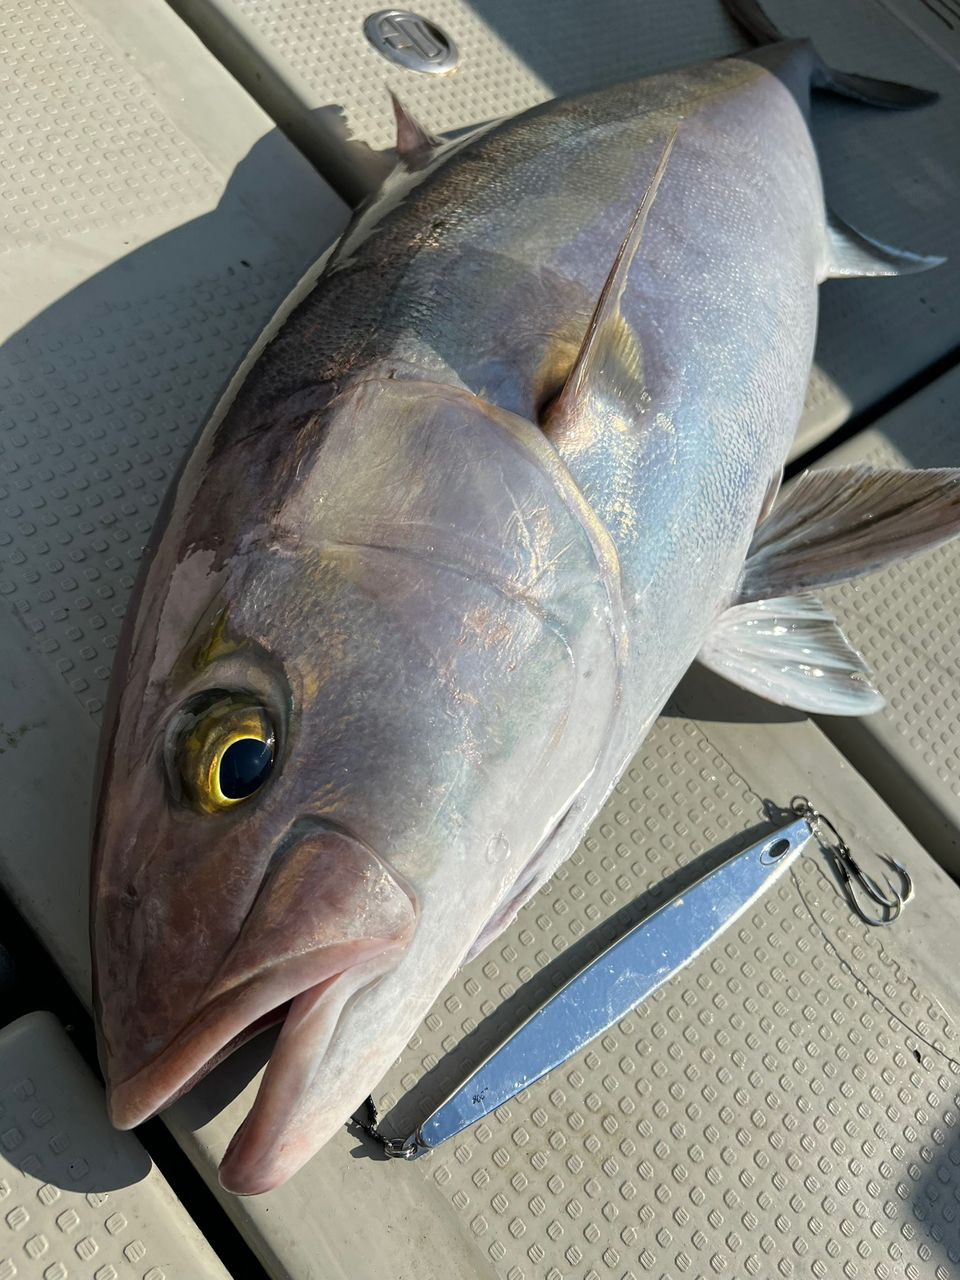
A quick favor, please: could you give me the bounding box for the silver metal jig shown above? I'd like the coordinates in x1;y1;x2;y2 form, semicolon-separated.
355;817;813;1159
790;796;913;926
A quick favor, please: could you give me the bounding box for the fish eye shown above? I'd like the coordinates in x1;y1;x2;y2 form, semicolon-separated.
174;695;276;813
218;737;274;800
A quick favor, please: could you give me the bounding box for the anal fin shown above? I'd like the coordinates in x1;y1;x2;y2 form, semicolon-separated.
698;594;883;716
825;209;945;279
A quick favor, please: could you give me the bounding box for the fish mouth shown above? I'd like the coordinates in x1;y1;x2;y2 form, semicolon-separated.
106;936;407;1135
104;824;418;1190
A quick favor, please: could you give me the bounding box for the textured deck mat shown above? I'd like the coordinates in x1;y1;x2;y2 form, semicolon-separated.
812;365;960;880
167;0;960;456
0;1012;229;1280
2;2;960;1278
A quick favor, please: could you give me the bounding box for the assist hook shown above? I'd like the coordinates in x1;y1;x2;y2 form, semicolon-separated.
790;796;913;927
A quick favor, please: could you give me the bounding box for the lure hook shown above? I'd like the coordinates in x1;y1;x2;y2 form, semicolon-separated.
790;796;912;927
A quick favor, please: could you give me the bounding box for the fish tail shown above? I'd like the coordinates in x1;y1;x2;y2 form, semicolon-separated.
723;0;938;109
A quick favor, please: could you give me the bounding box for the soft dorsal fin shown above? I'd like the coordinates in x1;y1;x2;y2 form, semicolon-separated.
389;90;443;169
740;465;960;603
824;209;944;280
543;124;678;431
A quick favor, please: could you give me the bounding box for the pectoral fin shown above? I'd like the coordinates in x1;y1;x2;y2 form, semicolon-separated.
542;124;677;435
698;594;883;715
739;465;960;603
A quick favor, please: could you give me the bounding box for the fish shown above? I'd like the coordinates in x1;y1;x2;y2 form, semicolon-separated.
90;6;960;1196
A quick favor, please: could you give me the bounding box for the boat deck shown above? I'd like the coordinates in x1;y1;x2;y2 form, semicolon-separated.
1;1;959;1276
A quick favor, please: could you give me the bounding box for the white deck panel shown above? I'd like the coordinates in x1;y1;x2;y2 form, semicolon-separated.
0;1012;231;1280
813;365;960;879
2;0;960;1277
166;0;960;455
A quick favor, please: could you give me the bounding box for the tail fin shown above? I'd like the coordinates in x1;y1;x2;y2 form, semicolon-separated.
723;0;938;108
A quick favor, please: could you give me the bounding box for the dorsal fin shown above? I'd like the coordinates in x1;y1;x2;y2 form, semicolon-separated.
544;124;678;431
389;90;443;169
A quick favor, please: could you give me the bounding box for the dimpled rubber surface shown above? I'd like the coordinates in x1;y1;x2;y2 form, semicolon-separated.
0;1013;229;1280
813;365;960;880
0;0;346;726
0;0;216;246
361;693;960;1280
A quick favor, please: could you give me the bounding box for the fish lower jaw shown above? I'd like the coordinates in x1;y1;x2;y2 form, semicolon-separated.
105;936;405;1134
217;947;406;1195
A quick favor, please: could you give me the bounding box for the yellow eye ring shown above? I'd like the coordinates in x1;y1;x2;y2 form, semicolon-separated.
177;699;275;813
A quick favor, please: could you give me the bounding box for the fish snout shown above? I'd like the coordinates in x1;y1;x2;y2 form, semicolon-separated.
209;820;419;993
